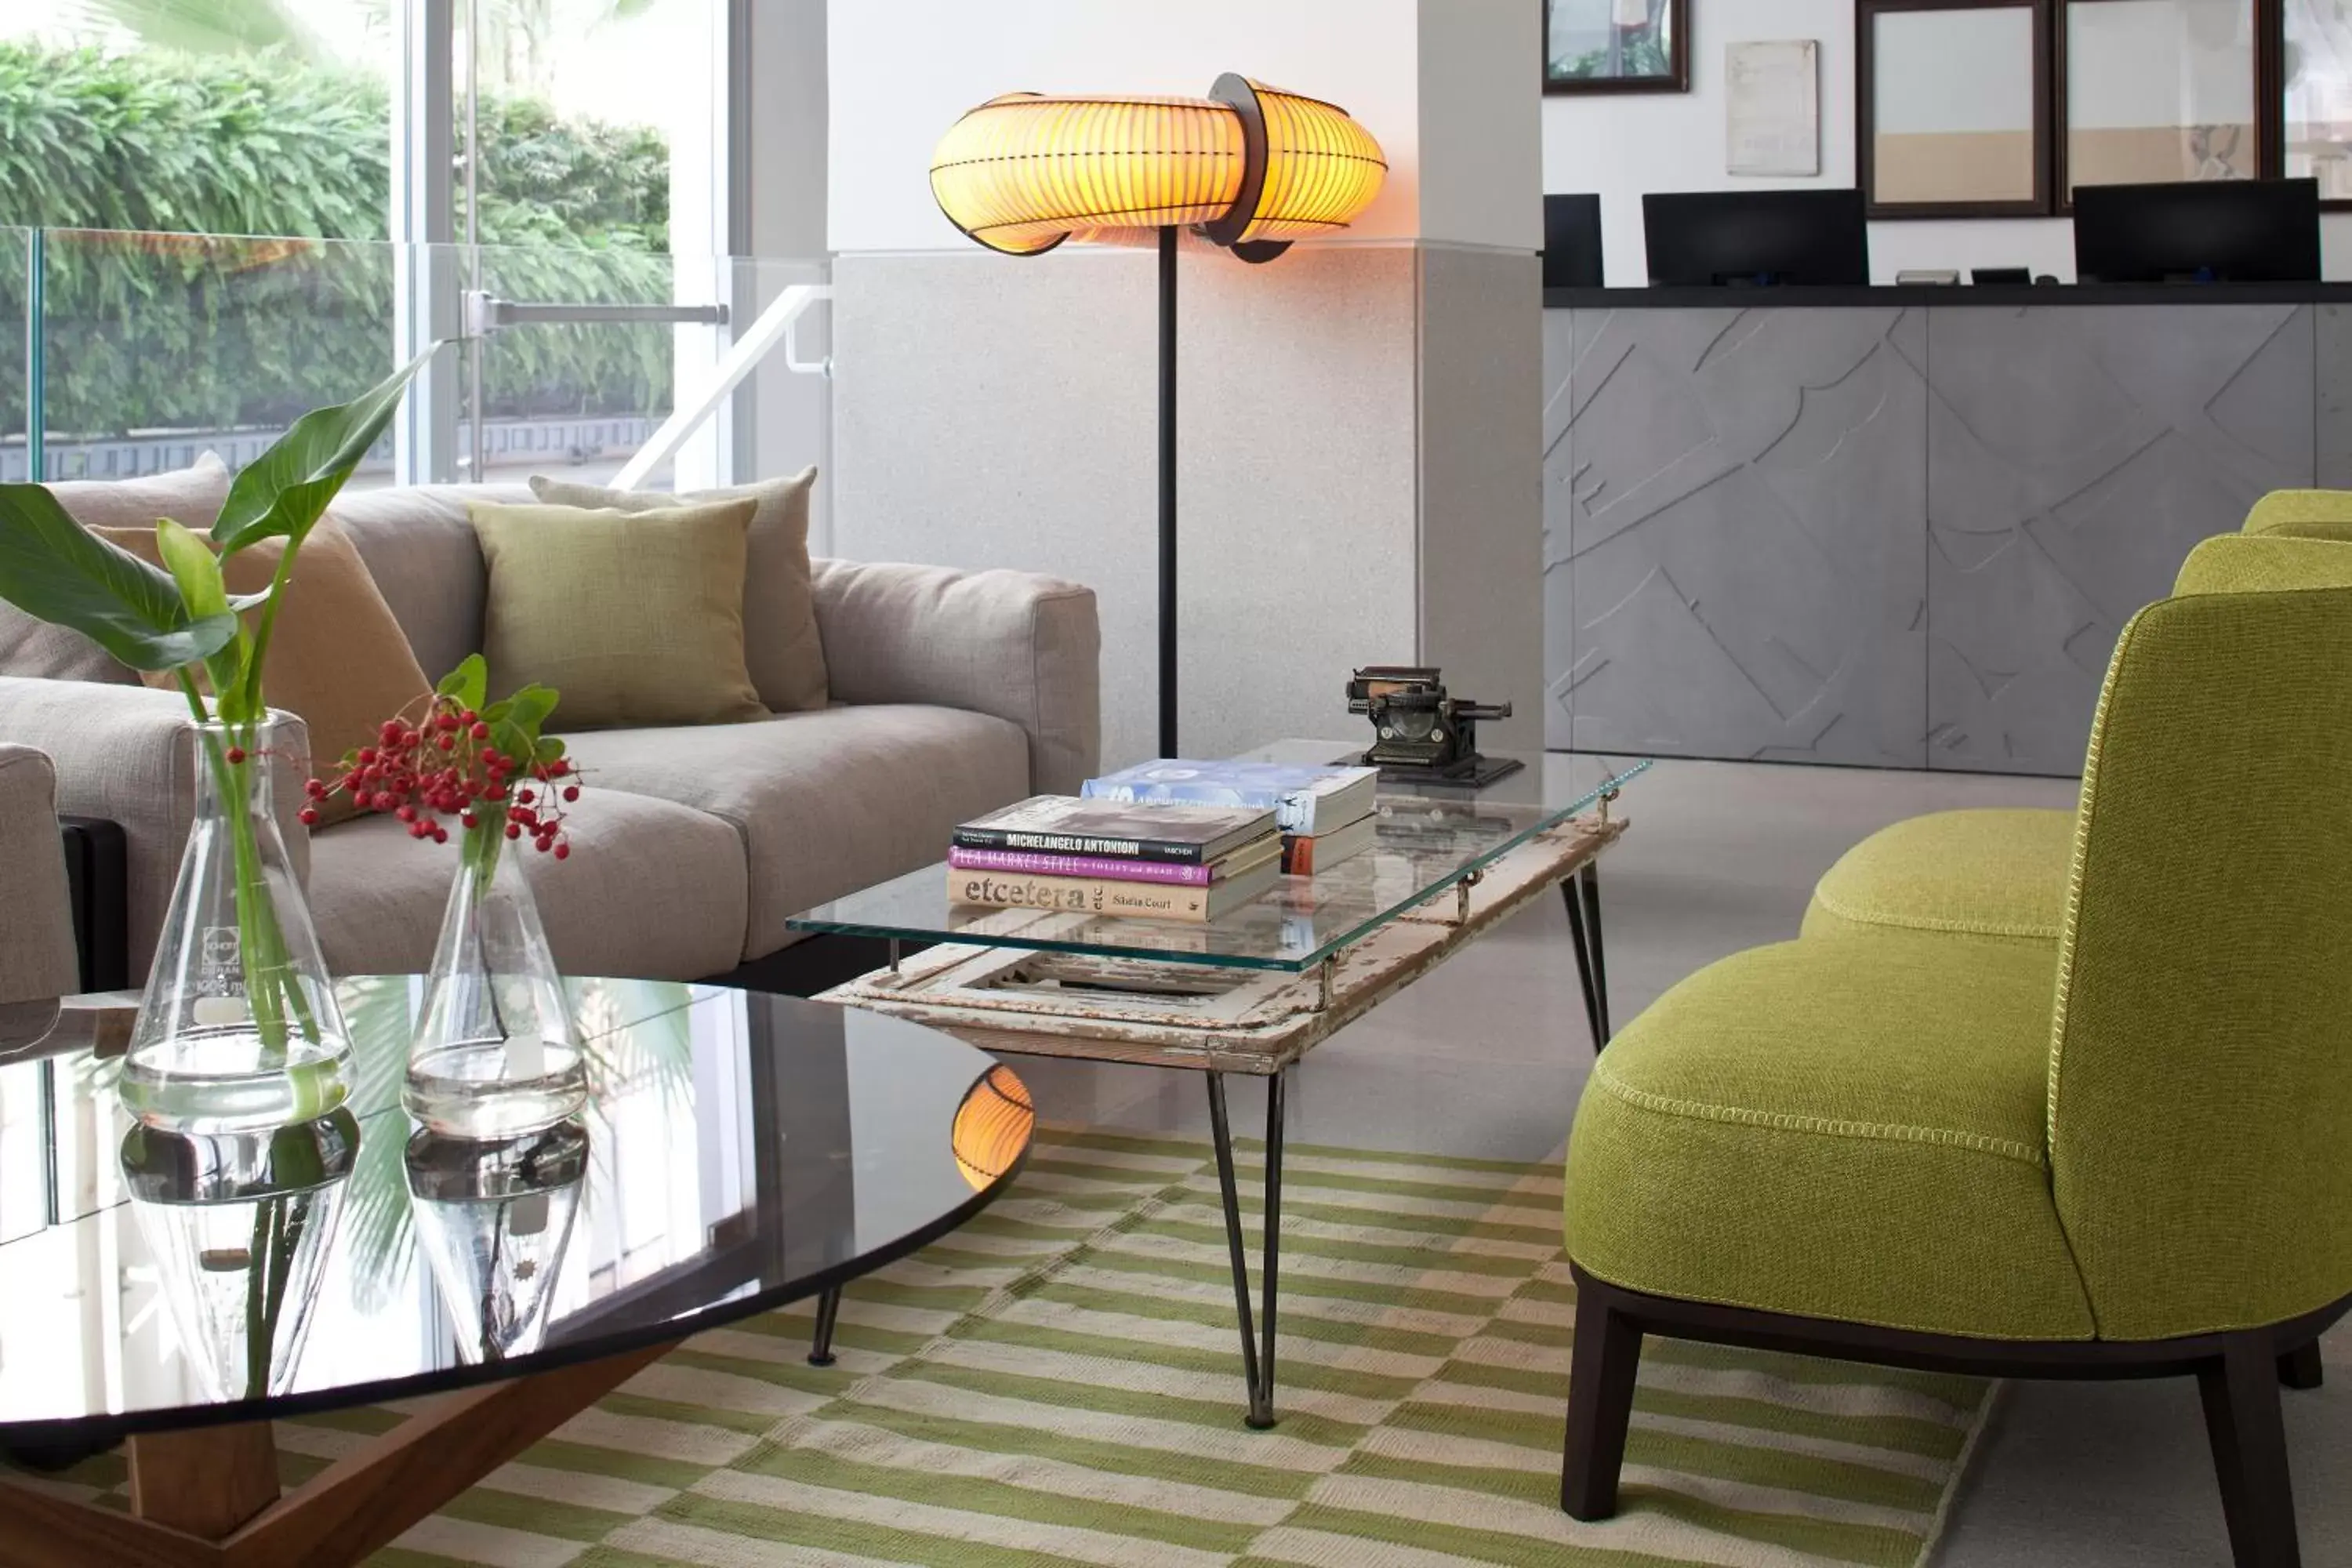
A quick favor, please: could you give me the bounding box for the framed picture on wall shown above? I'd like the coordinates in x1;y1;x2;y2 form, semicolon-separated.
1858;0;2055;216
1544;0;1691;94
2058;0;2267;208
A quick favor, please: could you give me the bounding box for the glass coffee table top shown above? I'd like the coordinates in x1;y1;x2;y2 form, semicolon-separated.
0;978;1032;1445
788;743;1650;973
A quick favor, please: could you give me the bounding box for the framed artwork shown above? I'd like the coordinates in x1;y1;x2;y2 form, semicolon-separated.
1544;0;1691;94
2058;0;2267;207
1726;40;1823;176
2285;0;2352;201
1858;0;2055;216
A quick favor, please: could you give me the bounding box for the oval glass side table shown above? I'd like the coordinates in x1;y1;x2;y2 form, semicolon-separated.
0;978;1030;1566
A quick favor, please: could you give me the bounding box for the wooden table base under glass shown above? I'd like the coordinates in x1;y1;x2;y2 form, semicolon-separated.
791;746;1649;1429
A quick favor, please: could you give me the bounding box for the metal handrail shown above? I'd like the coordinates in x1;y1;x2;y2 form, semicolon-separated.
611;282;831;492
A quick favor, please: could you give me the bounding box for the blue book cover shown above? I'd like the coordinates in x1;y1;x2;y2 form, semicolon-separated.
1082;759;1380;835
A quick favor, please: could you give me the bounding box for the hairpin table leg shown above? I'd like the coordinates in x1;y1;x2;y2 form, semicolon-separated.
1207;1064;1289;1429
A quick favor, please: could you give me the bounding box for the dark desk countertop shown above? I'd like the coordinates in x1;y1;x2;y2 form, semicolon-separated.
1544;281;2352;309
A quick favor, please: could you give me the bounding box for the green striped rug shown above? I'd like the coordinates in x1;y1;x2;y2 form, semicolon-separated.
28;1129;1994;1566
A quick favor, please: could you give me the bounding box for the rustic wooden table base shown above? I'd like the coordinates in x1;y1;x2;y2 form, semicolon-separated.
819;813;1629;1428
0;1338;676;1568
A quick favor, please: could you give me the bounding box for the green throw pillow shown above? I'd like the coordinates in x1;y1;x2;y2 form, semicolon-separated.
469;499;770;730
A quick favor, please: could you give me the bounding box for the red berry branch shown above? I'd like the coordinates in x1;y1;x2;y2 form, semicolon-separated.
306;656;579;858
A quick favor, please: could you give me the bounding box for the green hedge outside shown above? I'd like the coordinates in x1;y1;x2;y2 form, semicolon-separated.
0;41;676;442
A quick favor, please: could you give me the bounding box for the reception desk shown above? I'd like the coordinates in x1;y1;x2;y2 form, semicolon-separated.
1543;282;2352;774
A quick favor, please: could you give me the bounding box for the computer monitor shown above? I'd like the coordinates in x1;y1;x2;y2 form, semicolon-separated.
1642;189;1868;287
2072;179;2320;284
1543;194;1604;289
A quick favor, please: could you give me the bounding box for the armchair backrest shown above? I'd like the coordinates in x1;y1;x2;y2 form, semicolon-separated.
2243;488;2352;543
2047;577;2352;1340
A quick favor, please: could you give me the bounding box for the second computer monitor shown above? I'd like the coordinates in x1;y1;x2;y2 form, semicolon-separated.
2072;178;2320;284
1642;189;1869;288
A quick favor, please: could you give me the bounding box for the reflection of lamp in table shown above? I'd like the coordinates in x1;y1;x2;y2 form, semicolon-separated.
953;1065;1036;1191
930;78;1385;758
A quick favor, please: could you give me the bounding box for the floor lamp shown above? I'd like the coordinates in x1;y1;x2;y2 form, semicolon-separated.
930;76;1387;760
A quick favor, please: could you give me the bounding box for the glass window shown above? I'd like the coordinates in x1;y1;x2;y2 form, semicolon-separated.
1;3;397;481
2064;0;2259;195
457;0;712;487
2287;0;2352;199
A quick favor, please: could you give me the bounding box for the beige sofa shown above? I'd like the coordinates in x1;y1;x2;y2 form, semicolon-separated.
0;481;1101;988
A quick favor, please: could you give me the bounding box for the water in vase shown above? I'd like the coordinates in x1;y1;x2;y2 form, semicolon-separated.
406;1035;587;1138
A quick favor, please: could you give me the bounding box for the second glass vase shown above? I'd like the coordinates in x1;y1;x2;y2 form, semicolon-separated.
405;807;587;1138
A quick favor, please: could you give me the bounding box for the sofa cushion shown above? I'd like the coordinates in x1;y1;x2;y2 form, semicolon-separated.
327;483;532;681
96;520;431;826
0;453;232;684
1802;808;2075;945
559;704;1032;959
1565;937;2095;1341
531;467;826;714
309;786;748;982
470;499;770;728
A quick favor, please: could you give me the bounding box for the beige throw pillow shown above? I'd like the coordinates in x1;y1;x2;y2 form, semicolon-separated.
527;467;826;713
97;520;434;827
469;499;770;730
0;453;233;684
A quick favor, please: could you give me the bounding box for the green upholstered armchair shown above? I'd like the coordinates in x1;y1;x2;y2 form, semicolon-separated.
1800;531;2352;949
1561;577;2352;1568
2245;488;2352;542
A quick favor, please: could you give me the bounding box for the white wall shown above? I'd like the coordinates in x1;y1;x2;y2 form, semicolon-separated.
1541;0;2352;284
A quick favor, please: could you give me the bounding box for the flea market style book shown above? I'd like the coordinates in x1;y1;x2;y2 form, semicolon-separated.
946;858;1283;924
953;796;1275;867
949;835;1282;887
1082;758;1381;835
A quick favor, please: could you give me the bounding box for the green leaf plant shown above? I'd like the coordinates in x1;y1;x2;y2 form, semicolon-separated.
0;345;441;1070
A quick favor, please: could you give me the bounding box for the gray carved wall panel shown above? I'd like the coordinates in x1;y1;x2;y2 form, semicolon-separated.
1925;305;2312;773
1546;307;1929;767
1546;301;2330;776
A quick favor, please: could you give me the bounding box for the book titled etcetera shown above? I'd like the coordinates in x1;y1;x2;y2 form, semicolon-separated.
1082;759;1380;835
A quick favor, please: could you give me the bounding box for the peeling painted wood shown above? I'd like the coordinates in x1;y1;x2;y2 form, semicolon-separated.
820;816;1629;1076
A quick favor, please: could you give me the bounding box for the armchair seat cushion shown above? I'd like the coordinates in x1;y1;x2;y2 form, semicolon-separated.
559;704;1031;960
1802;808;2074;945
1565;938;2095;1341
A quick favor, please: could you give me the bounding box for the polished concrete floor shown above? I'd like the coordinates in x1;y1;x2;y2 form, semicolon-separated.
1014;757;2352;1567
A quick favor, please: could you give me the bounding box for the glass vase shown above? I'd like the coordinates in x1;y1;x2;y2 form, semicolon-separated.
120;717;354;1134
405;1118;588;1363
122;1108;359;1403
405;804;587;1138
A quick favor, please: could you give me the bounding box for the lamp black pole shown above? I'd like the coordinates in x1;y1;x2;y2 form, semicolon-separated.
1157;224;1180;760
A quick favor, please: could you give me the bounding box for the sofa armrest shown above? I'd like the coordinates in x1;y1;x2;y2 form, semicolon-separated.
810;560;1101;796
0;745;81;1003
0;679;311;981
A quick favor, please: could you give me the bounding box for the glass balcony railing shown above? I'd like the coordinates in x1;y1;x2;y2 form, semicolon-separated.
0;227;829;505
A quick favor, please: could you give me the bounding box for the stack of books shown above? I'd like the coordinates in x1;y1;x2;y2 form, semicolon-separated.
1081;759;1381;875
948;797;1282;922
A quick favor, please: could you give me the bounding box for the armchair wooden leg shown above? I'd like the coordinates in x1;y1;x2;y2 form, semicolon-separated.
1560;1271;1642;1521
2278;1340;2324;1392
2200;1334;2303;1568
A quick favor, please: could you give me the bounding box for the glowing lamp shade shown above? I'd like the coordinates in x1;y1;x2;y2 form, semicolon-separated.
952;1065;1036;1191
931;76;1385;260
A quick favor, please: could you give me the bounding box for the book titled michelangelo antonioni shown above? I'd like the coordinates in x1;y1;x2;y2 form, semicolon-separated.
952;796;1276;867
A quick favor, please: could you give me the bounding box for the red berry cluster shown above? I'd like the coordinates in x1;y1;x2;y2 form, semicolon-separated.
305;698;580;858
